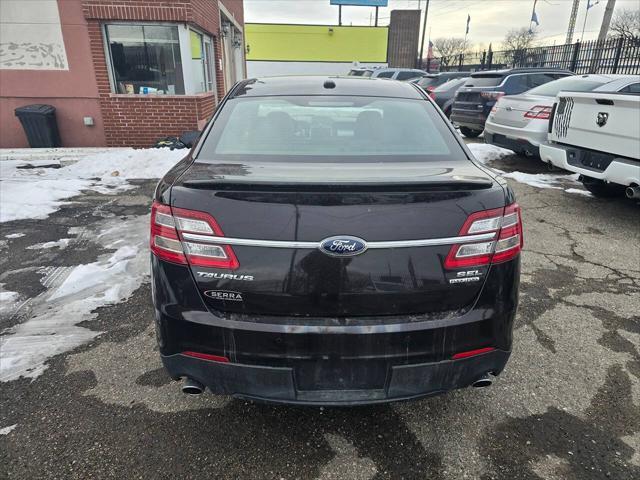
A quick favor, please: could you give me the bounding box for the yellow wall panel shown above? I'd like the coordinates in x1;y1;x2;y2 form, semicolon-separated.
245;24;388;63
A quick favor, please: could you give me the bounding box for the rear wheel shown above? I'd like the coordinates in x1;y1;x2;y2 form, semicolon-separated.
581;177;625;198
460;127;482;138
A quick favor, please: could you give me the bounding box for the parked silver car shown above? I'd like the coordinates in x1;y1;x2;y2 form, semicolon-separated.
484;74;640;157
347;67;426;81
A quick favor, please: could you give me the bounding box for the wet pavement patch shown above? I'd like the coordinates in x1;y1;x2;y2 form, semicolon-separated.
480;366;639;480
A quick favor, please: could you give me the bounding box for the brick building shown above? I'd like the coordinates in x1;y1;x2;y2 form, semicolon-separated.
0;0;245;148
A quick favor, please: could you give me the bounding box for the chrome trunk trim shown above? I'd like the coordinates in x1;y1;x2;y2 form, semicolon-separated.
180;232;497;249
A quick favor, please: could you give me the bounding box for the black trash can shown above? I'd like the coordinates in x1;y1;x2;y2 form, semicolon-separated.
15;104;61;148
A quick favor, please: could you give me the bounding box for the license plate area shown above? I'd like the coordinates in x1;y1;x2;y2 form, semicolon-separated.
567;149;615;172
295;360;388;391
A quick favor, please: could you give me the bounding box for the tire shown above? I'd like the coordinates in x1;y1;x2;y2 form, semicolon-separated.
581;177;625;198
460;126;482;138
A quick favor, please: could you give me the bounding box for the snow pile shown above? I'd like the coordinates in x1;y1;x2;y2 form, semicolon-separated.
0;149;185;223
0;215;150;382
0;425;17;435
502;171;581;190
5;233;25;239
467;143;512;165
0;290;19;303
0;290;20;314
467;143;586;194
564;188;592;197
26;238;71;250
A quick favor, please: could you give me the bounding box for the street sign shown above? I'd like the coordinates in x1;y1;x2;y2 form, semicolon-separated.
330;0;388;6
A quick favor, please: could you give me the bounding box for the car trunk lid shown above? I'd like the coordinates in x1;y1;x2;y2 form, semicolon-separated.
491;94;552;128
163;160;508;318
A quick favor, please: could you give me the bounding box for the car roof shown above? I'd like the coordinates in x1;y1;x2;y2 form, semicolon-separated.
592;74;640;91
229;76;425;99
471;67;574;77
373;68;425;75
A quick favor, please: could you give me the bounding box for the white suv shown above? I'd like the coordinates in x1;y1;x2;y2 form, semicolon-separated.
540;79;640;198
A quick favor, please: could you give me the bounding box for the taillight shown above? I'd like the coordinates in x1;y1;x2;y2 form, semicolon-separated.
480;91;505;101
490;97;504;113
444;203;523;269
524;105;552;119
452;347;495;360
429;91;436;100
150;201;239;269
182;351;230;363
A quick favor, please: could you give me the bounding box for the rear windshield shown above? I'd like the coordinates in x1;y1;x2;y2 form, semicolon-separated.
465;74;504;87
433;77;468;92
348;69;372;77
417;76;439;88
526;76;608;96
198;96;464;162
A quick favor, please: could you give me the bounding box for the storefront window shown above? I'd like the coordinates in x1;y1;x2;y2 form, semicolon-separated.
106;25;185;95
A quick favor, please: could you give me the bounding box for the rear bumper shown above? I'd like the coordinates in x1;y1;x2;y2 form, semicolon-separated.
451;110;487;131
540;142;640;186
484;119;546;155
152;255;519;405
162;349;510;406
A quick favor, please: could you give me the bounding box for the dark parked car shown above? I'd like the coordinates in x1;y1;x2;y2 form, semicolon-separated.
428;77;468;117
414;71;469;92
451;68;573;138
151;76;522;405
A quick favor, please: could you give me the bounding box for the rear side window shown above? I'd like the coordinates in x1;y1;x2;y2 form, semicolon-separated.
417;77;438;88
503;75;530;93
527;76;606;96
434;78;467;93
376;71;395;78
199;96;464;161
619;83;640;94
465;74;504;87
396;71;421;80
527;73;562;88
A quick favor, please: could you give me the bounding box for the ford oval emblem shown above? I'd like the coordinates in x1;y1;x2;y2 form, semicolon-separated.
319;236;367;257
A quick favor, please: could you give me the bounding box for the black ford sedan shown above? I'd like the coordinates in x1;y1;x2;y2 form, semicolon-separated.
150;76;522;405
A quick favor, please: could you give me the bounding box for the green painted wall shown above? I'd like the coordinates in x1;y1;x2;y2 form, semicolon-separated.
245;24;388;63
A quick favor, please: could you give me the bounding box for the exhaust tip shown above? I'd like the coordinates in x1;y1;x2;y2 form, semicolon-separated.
625;185;640;199
182;378;204;395
472;374;493;388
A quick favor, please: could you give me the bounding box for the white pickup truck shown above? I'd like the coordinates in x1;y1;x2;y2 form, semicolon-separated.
540;91;640;198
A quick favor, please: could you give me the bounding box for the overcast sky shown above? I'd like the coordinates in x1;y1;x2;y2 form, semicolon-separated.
244;0;640;49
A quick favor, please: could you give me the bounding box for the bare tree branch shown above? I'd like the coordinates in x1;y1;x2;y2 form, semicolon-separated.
502;28;538;66
609;8;640;40
432;37;468;67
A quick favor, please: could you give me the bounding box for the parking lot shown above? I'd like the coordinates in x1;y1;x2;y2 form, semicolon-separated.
1;143;639;479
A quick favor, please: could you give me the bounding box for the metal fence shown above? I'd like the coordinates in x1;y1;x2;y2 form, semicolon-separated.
434;36;640;74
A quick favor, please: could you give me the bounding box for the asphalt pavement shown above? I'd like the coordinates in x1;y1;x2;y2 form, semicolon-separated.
1;150;639;480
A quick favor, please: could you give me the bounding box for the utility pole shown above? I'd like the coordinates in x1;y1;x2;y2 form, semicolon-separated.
596;0;616;42
566;0;580;43
590;0;616;72
580;2;590;41
418;0;430;69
